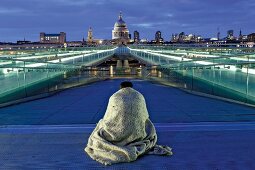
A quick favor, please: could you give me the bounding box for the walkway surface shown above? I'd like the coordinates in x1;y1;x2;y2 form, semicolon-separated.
0;79;255;125
0;79;255;169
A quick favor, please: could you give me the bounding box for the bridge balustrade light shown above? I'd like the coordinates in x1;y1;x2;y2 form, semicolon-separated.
18;69;25;72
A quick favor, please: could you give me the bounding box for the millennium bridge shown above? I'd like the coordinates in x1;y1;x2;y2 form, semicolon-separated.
0;45;255;169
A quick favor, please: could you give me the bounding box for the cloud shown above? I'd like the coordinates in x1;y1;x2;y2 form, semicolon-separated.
165;13;174;18
131;23;155;28
48;0;107;6
103;27;113;30
0;0;254;41
180;23;192;27
0;8;28;15
131;21;180;29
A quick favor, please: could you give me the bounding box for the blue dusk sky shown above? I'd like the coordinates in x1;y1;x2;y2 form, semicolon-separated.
0;0;254;42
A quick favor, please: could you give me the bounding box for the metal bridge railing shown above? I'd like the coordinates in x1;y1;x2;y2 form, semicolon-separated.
128;46;255;105
0;48;116;105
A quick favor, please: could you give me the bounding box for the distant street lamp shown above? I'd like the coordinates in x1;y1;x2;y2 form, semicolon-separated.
64;43;67;51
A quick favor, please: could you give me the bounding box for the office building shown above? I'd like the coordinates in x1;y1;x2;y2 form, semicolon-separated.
40;32;66;44
155;31;164;44
134;31;140;43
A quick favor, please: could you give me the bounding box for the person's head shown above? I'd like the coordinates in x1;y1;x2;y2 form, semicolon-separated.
120;81;133;89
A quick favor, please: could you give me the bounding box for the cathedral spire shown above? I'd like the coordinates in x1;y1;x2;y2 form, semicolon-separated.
87;26;93;44
119;11;122;20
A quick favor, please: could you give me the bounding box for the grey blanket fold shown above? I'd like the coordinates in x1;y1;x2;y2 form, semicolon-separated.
85;87;172;165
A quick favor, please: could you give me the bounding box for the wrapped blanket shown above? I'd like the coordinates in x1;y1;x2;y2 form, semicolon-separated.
85;87;172;165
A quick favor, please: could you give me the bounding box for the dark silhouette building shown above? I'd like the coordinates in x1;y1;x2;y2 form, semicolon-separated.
178;32;185;42
155;31;164;44
248;33;255;42
217;28;220;40
40;32;66;44
227;30;234;40
134;31;140;43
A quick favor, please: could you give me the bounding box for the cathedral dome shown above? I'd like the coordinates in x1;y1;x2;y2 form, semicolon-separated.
112;12;130;43
114;12;127;28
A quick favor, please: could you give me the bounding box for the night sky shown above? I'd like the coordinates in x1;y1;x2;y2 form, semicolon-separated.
0;0;254;42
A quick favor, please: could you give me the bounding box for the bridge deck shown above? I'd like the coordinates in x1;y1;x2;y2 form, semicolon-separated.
0;79;255;169
1;123;255;169
0;79;254;125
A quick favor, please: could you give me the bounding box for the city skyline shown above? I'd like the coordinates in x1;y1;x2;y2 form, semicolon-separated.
0;0;254;42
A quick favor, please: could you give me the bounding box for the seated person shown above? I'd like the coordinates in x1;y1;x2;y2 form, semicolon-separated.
85;81;173;165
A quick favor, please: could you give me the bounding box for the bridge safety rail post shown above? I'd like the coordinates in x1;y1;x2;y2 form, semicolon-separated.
245;56;250;104
23;61;28;98
212;64;215;96
46;63;50;93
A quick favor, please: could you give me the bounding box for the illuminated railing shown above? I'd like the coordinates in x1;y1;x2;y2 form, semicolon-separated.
0;47;115;105
1;45;255;106
129;46;255;105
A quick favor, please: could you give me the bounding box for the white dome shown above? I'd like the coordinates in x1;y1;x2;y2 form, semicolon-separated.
112;12;130;42
114;13;127;28
114;19;126;28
